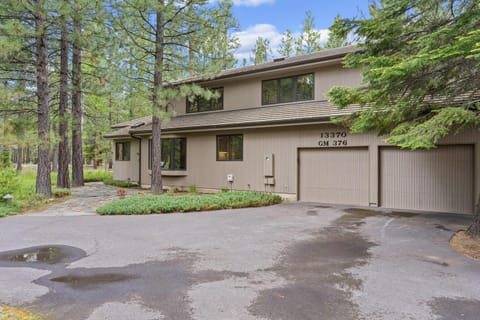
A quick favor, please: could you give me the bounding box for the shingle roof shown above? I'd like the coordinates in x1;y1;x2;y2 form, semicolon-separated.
105;101;361;138
110;115;153;129
170;46;358;85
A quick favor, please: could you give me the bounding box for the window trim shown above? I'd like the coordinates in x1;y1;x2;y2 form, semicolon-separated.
261;73;314;105
148;137;187;171
216;134;243;162
115;141;131;161
186;87;224;113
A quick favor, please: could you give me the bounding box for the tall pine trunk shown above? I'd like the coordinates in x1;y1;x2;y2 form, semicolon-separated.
467;195;480;239
25;144;31;163
151;1;165;194
57;15;70;189
34;1;52;197
51;122;58;172
16;146;22;173
71;12;84;187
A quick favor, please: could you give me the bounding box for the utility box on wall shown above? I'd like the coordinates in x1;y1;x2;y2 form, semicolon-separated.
264;153;274;177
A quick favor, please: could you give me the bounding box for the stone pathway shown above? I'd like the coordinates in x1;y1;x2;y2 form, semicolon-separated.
30;182;146;216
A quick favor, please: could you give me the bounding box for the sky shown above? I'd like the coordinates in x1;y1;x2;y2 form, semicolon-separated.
227;0;371;61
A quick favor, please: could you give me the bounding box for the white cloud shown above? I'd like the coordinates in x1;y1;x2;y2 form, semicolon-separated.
232;24;331;64
232;0;275;6
232;24;283;62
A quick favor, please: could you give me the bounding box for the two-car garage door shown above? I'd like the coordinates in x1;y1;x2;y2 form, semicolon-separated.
299;145;474;214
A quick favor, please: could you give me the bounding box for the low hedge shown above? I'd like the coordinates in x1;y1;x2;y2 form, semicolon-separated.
84;171;112;182
96;191;282;215
103;177;138;188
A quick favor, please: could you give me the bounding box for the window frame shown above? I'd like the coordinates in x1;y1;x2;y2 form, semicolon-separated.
186;87;224;113
115;141;131;161
216;134;243;162
148;137;187;171
261;73;314;105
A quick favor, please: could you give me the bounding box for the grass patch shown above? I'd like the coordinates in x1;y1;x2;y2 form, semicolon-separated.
84;170;112;183
97;191;282;215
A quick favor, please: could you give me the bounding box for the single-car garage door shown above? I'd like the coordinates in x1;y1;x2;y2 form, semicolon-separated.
299;148;369;206
380;145;474;214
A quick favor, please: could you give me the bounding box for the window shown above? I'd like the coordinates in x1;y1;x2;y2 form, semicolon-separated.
115;142;130;161
217;135;243;161
186;87;224;113
148;138;186;170
262;73;314;105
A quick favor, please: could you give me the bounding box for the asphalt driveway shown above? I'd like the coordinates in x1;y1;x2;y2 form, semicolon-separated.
0;187;479;320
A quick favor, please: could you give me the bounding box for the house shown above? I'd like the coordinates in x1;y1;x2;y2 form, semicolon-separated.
105;46;480;215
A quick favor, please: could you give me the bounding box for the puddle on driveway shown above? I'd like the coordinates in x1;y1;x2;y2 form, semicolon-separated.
51;273;138;288
0;245;86;267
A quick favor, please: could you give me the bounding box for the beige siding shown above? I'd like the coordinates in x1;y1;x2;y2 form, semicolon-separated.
132;124;480;214
299;148;370;205
315;65;362;100
380;145;474;214
169;63;362;115
112;139;140;183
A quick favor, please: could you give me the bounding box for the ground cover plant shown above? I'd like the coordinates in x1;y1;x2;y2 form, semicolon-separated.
103;177;138;188
84;170;112;182
96;191;282;215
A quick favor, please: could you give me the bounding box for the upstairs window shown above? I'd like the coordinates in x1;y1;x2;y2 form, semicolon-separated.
262;73;314;105
148;138;187;170
115;142;130;161
187;87;224;113
217;134;243;161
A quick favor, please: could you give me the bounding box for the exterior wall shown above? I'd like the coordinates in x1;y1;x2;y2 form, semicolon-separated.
136;125;480;213
169;63;362;116
112;139;140;183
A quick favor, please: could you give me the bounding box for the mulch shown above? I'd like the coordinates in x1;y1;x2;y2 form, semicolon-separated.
450;231;480;260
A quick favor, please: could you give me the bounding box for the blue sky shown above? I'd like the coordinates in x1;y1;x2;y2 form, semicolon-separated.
228;0;371;61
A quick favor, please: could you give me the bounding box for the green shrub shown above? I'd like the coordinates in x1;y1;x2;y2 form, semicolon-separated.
84;170;112;182
0;168;19;199
103;177;138;188
52;188;71;198
97;191;282;215
189;185;198;194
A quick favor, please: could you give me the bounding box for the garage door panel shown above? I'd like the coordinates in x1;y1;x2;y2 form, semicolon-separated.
380;145;473;214
299;148;369;206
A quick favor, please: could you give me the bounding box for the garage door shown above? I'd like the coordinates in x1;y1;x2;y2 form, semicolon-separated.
380;145;474;214
299;148;369;206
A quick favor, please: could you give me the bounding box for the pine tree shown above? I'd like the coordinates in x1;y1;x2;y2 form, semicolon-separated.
328;0;480;237
250;37;271;65
112;0;238;194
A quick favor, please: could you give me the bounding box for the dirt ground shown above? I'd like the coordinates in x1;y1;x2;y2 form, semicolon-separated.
450;231;480;260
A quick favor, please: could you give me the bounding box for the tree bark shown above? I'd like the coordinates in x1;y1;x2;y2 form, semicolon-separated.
25;144;31;164
51;122;58;172
71;10;84;187
467;195;480;239
16;146;22;173
57;15;70;189
151;1;165;194
34;1;52;197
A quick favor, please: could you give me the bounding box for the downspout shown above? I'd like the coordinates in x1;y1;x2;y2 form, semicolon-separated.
130;133;142;187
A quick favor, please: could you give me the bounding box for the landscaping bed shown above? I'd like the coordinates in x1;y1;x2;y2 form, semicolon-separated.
450;230;480;260
96;191;282;215
0;304;43;320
